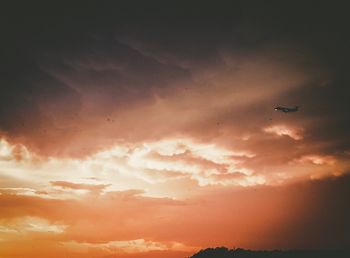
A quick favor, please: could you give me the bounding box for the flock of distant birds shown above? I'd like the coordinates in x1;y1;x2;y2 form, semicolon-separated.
102;106;299;126
17;105;299;130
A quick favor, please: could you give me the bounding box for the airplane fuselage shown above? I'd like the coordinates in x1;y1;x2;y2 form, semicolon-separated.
274;106;299;113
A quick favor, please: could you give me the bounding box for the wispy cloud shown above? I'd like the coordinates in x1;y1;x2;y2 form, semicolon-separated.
263;124;304;140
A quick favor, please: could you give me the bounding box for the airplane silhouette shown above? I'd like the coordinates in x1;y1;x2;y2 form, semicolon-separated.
274;106;299;113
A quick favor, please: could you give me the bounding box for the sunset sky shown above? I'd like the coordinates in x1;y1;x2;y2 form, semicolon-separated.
1;2;350;258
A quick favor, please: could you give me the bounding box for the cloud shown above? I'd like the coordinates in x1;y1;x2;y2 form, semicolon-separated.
1;134;349;201
51;181;111;194
1;162;350;256
0;30;329;159
0;216;67;234
296;155;337;165
263;124;304;140
1;3;350;256
62;239;197;254
0;138;260;192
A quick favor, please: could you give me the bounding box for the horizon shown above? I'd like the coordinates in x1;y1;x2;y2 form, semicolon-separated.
190;247;350;258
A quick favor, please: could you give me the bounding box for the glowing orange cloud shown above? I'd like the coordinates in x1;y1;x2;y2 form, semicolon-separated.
263;124;304;140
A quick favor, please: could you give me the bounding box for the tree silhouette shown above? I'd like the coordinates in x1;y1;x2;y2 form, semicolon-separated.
189;247;350;258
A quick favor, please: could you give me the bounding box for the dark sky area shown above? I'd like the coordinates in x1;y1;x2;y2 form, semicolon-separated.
1;1;349;152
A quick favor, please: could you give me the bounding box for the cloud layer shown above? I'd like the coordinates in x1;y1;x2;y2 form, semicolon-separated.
1;2;350;257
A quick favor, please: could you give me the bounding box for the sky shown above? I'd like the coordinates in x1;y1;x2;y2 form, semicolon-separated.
0;2;350;258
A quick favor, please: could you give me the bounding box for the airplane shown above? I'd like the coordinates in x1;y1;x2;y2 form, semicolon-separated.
274;106;299;113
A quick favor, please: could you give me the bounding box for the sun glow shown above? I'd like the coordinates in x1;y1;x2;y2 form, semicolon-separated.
0;137;346;200
0;138;262;199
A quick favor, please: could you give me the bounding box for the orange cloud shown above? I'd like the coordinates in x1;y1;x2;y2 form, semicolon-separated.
263;124;304;140
0;216;67;234
296;154;337;165
51;181;110;194
62;239;198;254
1;170;350;257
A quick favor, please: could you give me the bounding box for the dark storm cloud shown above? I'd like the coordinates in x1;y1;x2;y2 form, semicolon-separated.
41;37;191;111
0;1;349;158
0;56;81;138
0;14;193;154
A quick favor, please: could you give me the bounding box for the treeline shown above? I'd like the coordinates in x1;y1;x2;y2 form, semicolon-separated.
190;247;350;258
